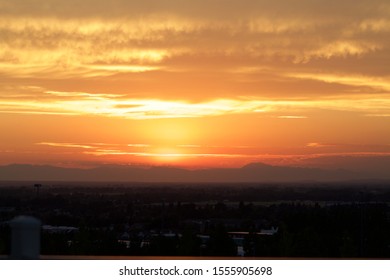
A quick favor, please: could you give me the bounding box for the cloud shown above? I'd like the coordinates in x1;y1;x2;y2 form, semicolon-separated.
277;115;307;119
0;0;389;81
288;72;390;92
1;0;388;20
0;0;388;116
306;143;333;148
37;142;95;149
33;141;390;169
1;88;390;119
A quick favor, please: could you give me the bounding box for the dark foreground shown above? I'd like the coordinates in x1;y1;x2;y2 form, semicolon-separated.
1;181;389;258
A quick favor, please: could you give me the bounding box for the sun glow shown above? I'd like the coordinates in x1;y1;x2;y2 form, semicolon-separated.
1;0;390;171
152;148;189;164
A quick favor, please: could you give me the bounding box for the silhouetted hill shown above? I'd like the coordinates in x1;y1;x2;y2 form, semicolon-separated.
0;162;376;182
297;156;390;180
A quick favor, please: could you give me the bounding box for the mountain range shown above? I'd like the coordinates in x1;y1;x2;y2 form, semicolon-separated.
0;162;384;182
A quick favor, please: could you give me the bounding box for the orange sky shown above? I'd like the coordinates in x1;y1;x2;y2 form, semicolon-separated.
0;0;390;170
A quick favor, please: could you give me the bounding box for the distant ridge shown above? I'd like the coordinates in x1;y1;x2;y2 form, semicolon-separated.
0;162;374;182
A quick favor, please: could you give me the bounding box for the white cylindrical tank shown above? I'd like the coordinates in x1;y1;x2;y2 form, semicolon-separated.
10;216;41;259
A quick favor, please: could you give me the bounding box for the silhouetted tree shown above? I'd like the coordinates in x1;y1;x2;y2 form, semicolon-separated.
206;224;236;256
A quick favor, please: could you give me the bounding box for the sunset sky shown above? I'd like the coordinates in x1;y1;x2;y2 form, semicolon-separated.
1;0;390;171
